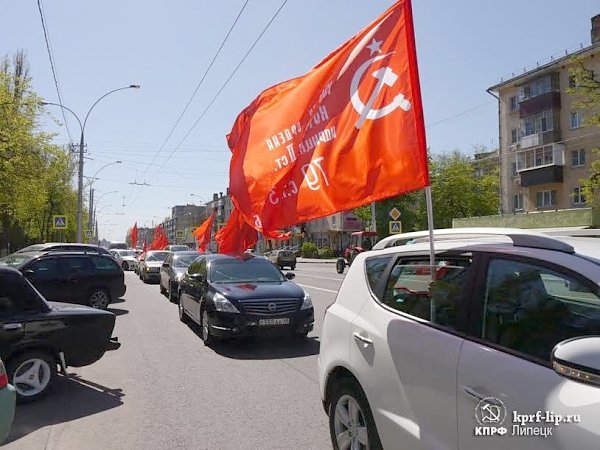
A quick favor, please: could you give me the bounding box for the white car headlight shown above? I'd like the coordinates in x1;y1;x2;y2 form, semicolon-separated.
213;292;240;313
301;291;313;310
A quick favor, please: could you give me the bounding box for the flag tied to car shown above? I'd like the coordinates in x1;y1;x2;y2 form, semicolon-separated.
215;208;257;254
192;210;215;252
149;224;169;250
131;222;138;249
227;0;428;233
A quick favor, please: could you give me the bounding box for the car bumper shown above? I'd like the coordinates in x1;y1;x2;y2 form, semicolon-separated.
0;384;16;444
106;336;121;351
143;271;160;280
208;309;314;338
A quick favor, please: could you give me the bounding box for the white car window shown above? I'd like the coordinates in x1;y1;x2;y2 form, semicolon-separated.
380;257;472;330
481;258;600;362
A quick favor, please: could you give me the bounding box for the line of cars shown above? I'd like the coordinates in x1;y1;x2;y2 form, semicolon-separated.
132;245;314;346
0;243;125;443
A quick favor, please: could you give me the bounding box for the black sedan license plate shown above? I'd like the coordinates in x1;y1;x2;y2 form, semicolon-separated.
258;318;290;326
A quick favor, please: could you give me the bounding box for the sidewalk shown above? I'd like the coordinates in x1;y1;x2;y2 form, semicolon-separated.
297;257;337;264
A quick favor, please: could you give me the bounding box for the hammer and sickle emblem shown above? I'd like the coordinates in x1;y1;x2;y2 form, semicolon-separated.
350;53;412;129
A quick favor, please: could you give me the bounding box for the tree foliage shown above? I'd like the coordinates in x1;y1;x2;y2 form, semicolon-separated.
568;56;600;204
0;51;79;252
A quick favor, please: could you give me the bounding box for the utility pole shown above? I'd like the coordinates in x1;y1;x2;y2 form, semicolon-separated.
88;187;94;237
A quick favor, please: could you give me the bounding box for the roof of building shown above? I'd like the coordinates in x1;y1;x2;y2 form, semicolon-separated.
488;41;600;92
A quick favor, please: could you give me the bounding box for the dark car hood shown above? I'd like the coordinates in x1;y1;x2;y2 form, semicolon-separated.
214;281;304;300
49;301;113;316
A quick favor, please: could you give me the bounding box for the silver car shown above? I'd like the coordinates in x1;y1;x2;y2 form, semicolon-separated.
139;251;170;283
110;249;137;271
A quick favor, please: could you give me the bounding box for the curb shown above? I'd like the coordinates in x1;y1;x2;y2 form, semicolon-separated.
297;258;338;264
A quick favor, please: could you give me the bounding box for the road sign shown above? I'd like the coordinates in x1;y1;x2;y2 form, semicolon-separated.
53;215;67;230
85;230;93;238
389;207;401;221
389;221;402;234
176;230;184;239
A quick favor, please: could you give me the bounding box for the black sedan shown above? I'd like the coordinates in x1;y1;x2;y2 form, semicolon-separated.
0;267;120;402
159;251;202;303
178;254;314;345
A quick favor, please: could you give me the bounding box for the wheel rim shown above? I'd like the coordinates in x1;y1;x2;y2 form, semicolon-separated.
123;262;129;270
334;394;369;450
90;290;109;309
202;311;209;341
12;358;52;397
178;301;184;319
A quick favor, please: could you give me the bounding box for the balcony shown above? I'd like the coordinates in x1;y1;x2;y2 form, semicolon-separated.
520;91;561;116
519;129;561;149
516;143;565;187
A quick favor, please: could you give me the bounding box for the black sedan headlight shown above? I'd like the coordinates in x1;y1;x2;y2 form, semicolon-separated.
301;291;313;310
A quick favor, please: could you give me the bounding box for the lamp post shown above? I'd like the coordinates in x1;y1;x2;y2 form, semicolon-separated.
87;161;121;232
41;84;140;243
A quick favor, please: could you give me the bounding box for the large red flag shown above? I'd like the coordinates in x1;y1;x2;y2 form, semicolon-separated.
131;222;138;249
192;211;215;252
227;0;427;232
215;209;257;255
149;224;169;250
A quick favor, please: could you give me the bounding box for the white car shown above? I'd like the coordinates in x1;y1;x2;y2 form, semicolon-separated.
318;228;600;450
110;249;137;271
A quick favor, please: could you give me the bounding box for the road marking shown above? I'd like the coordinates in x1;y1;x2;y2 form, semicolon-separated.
295;273;344;281
296;283;338;294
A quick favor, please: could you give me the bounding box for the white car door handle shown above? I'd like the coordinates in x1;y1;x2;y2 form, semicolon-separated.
462;385;501;405
353;332;373;345
3;323;23;330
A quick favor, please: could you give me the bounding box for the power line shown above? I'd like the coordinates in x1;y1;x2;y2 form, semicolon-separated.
425;102;495;129
36;0;73;143
140;0;250;180
150;0;289;178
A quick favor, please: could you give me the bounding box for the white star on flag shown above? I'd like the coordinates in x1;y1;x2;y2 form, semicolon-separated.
366;38;382;56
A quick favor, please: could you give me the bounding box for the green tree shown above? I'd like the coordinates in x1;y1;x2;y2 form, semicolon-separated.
568;56;600;204
429;150;499;228
0;51;79;252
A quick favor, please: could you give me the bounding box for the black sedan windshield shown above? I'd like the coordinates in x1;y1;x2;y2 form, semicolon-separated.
210;259;285;283
0;254;34;268
174;254;199;268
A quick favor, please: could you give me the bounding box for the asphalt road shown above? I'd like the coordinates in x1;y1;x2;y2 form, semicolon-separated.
3;262;344;450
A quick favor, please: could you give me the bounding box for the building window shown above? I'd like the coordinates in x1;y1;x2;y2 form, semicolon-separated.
521;110;553;137
509;96;518;112
513;194;523;211
510;128;519;144
573;187;586;206
572;149;586;167
571;111;583;129
511;161;518;176
535;190;557;208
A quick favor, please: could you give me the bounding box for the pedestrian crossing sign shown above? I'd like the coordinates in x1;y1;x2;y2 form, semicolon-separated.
389;221;402;234
176;230;184;239
53;215;68;230
85;230;93;238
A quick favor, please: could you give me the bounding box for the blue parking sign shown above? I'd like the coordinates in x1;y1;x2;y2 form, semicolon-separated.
53;215;68;229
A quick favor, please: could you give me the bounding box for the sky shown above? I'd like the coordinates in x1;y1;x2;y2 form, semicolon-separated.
2;0;599;241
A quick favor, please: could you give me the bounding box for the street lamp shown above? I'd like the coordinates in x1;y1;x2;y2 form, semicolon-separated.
41;84;140;243
87;161;121;231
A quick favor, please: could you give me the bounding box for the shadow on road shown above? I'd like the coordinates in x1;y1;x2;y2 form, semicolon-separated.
185;321;321;360
107;307;129;316
5;374;124;445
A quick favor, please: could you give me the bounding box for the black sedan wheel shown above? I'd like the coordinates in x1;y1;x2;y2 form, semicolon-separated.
8;351;57;403
160;282;167;296
201;310;214;346
122;261;129;271
336;259;345;274
89;288;110;309
178;299;188;323
168;284;178;303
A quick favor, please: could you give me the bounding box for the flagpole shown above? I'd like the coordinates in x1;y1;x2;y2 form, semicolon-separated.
425;186;436;322
370;202;377;232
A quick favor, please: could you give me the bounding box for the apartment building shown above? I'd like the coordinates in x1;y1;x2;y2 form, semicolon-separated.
489;15;600;214
163;204;207;246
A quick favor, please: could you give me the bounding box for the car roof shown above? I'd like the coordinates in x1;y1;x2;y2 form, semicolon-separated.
0;266;23;276
205;253;263;263
173;251;202;257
